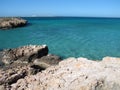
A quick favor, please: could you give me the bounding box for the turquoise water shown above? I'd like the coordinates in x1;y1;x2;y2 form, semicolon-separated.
0;17;120;60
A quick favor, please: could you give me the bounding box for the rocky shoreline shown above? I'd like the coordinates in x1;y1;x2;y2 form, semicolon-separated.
0;45;61;90
0;17;27;29
0;45;120;90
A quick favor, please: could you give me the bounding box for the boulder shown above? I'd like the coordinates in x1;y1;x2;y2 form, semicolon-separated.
11;57;120;90
33;54;61;69
0;17;27;29
2;45;48;64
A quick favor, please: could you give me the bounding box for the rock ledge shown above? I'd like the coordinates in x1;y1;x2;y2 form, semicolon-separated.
11;57;120;90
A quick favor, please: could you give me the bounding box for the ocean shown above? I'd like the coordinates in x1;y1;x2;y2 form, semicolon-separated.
0;17;120;60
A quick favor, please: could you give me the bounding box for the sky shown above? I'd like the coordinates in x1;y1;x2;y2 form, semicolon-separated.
0;0;120;17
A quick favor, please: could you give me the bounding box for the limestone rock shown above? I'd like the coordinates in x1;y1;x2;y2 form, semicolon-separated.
0;45;63;89
11;57;120;90
0;63;43;90
0;17;27;29
33;54;61;69
2;45;48;64
0;85;5;90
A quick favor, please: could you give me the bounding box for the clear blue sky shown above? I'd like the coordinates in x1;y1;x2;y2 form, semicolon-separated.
0;0;120;17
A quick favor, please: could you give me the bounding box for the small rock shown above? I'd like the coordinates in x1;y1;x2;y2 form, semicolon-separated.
33;54;61;69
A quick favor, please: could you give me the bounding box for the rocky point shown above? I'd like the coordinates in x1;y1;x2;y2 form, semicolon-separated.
0;17;27;29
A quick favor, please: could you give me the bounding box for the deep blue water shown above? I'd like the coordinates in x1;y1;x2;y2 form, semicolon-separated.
0;17;120;60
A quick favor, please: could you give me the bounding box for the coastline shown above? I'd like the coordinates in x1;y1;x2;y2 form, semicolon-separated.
1;0;120;89
0;45;120;90
1;17;120;60
0;17;120;89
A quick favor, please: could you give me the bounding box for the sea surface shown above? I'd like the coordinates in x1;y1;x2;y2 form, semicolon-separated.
0;17;120;60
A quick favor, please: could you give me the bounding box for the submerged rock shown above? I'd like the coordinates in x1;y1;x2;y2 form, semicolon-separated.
2;45;48;64
0;17;27;29
10;57;120;90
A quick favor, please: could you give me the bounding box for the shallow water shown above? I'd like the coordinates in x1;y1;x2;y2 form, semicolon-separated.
0;17;120;60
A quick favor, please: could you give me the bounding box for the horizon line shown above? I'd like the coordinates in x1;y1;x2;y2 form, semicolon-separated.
0;16;120;18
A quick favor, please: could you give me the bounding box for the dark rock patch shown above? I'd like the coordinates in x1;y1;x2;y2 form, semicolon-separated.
2;45;48;64
33;54;61;69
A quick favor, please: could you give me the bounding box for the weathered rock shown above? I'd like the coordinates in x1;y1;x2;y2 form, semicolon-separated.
0;85;5;90
2;45;48;64
0;17;27;29
33;54;61;69
0;64;28;86
11;57;120;90
0;62;45;88
0;44;63;89
0;51;4;67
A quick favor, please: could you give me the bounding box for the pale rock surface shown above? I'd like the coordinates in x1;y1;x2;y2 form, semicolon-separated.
10;57;120;90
